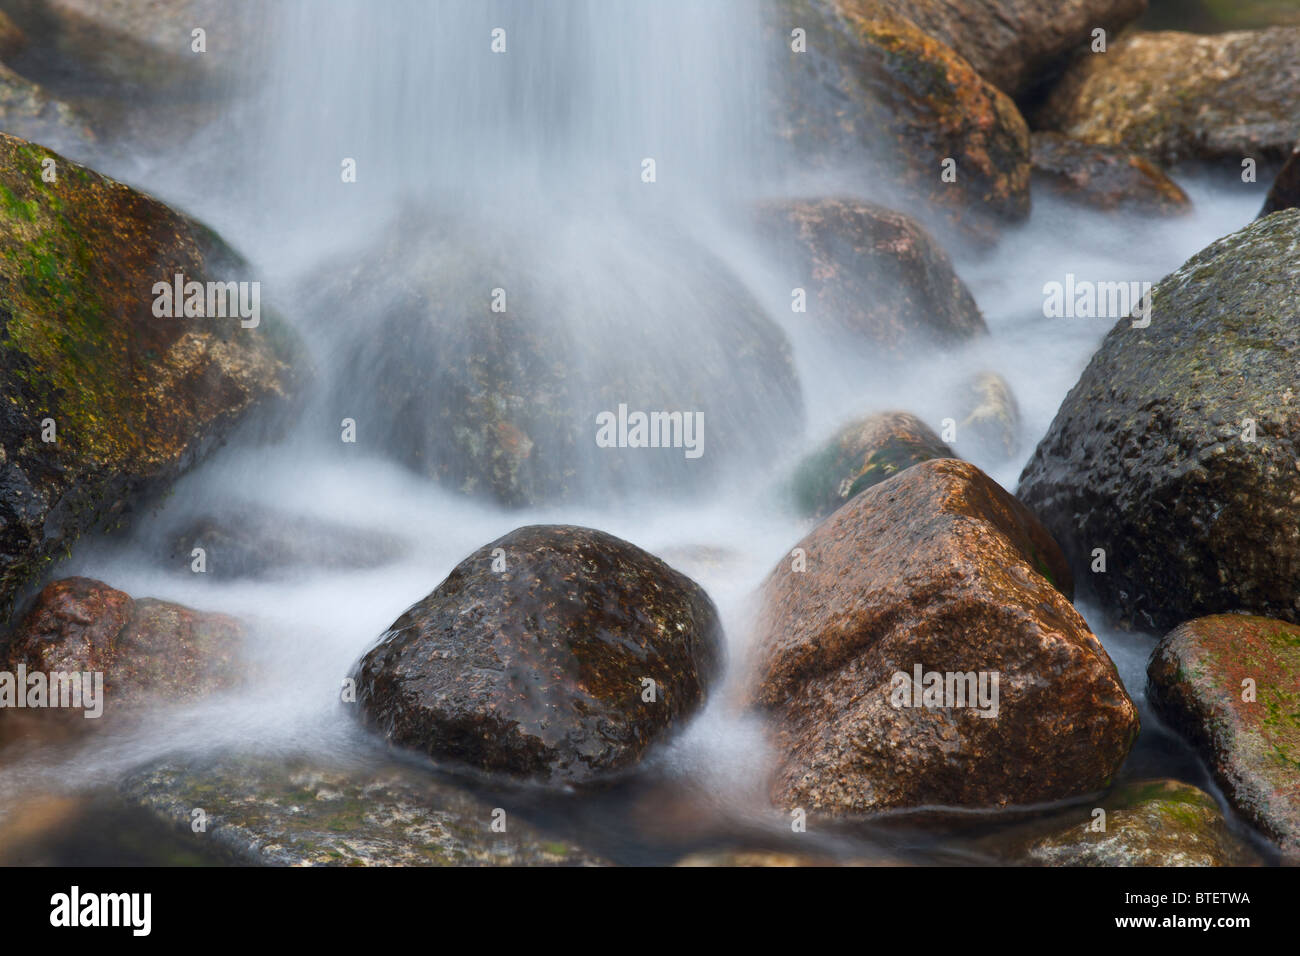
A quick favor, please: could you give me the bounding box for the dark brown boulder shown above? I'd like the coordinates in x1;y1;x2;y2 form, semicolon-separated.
751;459;1138;816
1148;614;1300;856
1;577;243;716
756;198;986;357
1031;132;1191;215
353;525;723;785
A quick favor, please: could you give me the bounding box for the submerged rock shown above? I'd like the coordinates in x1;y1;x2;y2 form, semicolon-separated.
166;504;408;580
0;134;299;615
953;371;1021;463
1036;29;1300;166
353;525;723;785
1148;615;1300;856
1014;779;1259;866
788;411;954;520
1;577;243;714
1031;132;1191;215
1018;210;1300;631
772;0;1030;243
752;459;1137;816
123;754;603;866
897;0;1148;97
314;211;802;508
756;198;986;356
1261;146;1300;217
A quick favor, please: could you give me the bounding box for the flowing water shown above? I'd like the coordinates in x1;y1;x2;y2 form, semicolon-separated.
0;0;1278;864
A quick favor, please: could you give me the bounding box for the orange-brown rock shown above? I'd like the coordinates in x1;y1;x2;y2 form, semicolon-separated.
1031;132;1190;215
2;577;244;715
751;459;1138;816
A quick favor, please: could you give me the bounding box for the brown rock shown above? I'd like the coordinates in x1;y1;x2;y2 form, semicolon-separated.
1148;614;1300;856
756;198;986;356
772;0;1031;244
1031;132;1191;215
1036;29;1300;166
751;459;1138;816
2;577;243;715
899;0;1148;97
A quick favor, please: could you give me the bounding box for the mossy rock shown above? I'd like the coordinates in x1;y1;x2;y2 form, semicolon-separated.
1014;779;1260;866
1018;210;1300;631
121;753;605;866
1036;28;1300;166
789;410;954;520
0;133;299;615
1148;614;1300;856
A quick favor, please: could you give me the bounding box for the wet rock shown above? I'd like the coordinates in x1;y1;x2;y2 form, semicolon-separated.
1031;132;1191;215
772;0;1031;244
0;12;26;58
1148;615;1300;856
354;525;724;785
1260;146;1300;216
751;458;1138;816
314;210;802;508
954;371;1021;462
788;411;954;520
0;134;299;613
897;0;1148;97
0;58;93;154
1;577;243;714
122;753;603;866
1017;210;1300;631
756;198;986;356
0;134;299;614
1036;29;1300;166
1014;779;1259;866
166;504;408;580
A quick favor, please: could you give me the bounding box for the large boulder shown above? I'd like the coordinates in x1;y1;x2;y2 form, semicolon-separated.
898;0;1148;97
1018;211;1300;631
1261;146;1299;216
1031;132;1191;216
1036;29;1300;166
756;198;986;356
1008;779;1260;866
771;0;1031;243
751;458;1138;816
788;410;954;520
123;753;603;866
1;576;243;715
311;210;803;508
353;525;724;785
1148;614;1300;856
0;134;298;614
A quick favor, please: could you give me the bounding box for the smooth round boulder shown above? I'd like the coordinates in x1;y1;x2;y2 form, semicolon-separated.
1148;614;1300;856
311;210;803;508
756;198;986;357
751;459;1138;816
353;525;724;785
1018;210;1300;631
